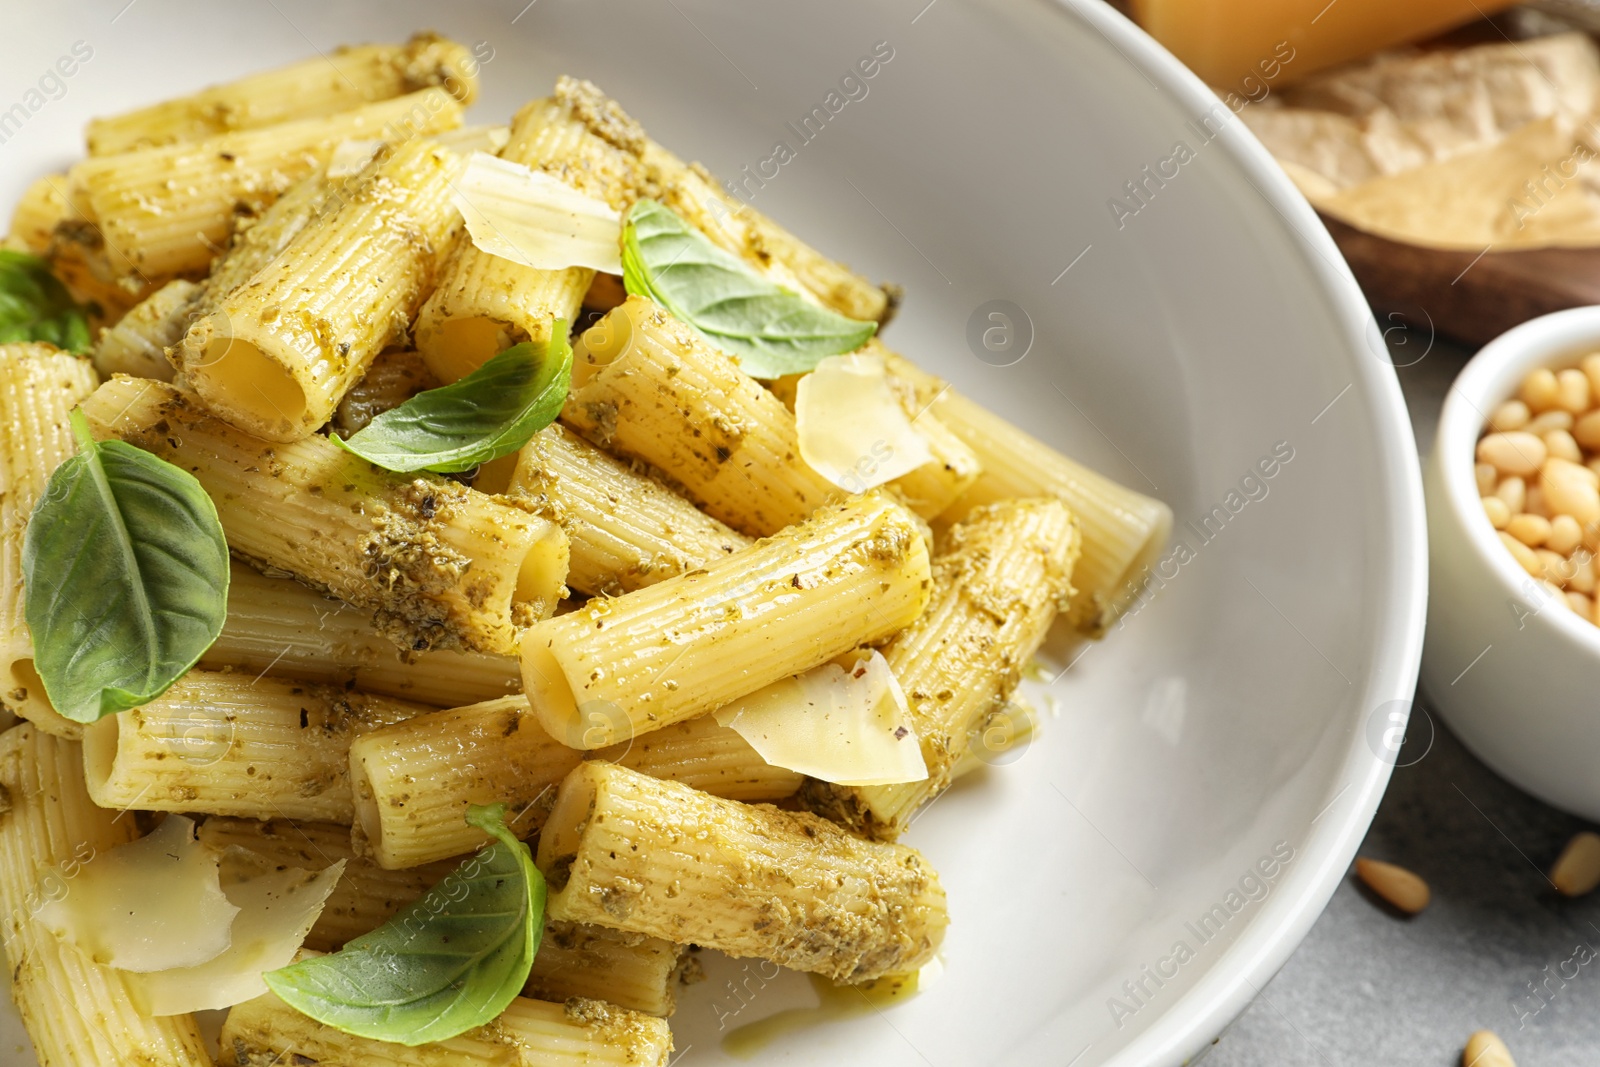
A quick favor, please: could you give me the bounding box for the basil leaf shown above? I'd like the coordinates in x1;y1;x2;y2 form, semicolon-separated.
0;250;92;354
264;803;544;1047
621;198;876;378
22;410;229;723
332;330;571;474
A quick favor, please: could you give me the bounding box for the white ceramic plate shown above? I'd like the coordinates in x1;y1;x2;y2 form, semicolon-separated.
2;3;1425;1065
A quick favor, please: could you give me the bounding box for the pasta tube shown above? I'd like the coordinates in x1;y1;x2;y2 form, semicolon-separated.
803;499;1080;840
416;86;643;383
81;670;427;823
540;762;947;983
0;345;100;740
590;711;805;802
81;376;568;655
521;491;931;749
205;562;522;707
196;818;686;1016
0;725;212;1067
176;139;461;441
91;277;193;381
67;88;463;283
564;296;840;536
87;33;480;155
7;174;68;254
349;696;583;869
221;988;673;1067
885;352;1172;635
509;423;749;596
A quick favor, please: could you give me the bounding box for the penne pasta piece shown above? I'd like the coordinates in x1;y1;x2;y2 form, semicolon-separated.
81;670;427;823
521;491;931;749
349;696;583;869
802;499;1080;840
7;175;68;254
333;348;438;435
81;376;568;655
91;277;194;381
86;33;480;155
0;725;213;1067
204;562;521;707
0;345;100;741
540;762;947;983
508;423;750;596
884;352;1172;635
589;711;805;802
415;87;643;383
196;817;686;1016
564;295;841;536
220;987;674;1067
67;88;463;283
176;139;462;441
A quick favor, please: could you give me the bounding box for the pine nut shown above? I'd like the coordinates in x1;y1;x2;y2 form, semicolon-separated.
1567;591;1593;617
1557;368;1591;413
1545;428;1584;464
1576;410;1600;451
1495;476;1527;514
1542;579;1570;606
1521;367;1561;412
1570;554;1597;594
1551;831;1600;897
1548;514;1583;554
1499;532;1543;577
1526;409;1574;435
1585;353;1600;399
1476;463;1499;496
1482;496;1512;529
1506;513;1550;547
1488;399;1531;432
1526;486;1551;518
1478;432;1547;476
1542;458;1600;526
1463;1029;1515;1067
1588;457;1600;481
1355;857;1430;914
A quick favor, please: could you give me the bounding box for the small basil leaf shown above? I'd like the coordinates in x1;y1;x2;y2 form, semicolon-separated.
0;250;93;354
621;198;876;378
263;803;544;1047
22;410;229;723
332;329;572;474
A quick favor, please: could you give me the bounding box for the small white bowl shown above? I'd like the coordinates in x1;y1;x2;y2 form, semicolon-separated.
1423;306;1600;819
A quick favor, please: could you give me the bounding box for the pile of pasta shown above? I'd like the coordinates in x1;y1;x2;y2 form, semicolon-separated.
0;34;1172;1067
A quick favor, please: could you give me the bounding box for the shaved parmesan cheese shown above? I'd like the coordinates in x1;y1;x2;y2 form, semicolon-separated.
125;847;345;1016
454;151;623;273
795;353;934;492
326;139;385;179
35;815;238;972
431;123;511;158
715;651;927;786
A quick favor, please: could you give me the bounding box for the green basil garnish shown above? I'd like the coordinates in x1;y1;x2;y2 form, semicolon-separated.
621;198;876;378
0;250;92;354
332;330;571;474
22;410;229;723
264;804;545;1046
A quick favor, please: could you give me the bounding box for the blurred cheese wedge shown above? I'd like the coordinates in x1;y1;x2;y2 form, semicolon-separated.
1131;0;1521;93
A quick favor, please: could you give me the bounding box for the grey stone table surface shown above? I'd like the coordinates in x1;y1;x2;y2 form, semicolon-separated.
1208;339;1600;1067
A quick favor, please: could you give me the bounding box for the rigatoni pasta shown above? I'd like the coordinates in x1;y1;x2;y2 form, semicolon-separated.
176;139;462;441
80;375;567;655
539;762;947;983
0;725;213;1067
86;33;480;155
521;492;931;748
81;670;427;822
0;345;99;739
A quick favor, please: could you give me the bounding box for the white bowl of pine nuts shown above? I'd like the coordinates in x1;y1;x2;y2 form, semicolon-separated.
1422;307;1600;818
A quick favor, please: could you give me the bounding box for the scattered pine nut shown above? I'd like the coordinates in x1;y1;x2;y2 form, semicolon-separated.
1557;368;1592;414
1482;496;1512;530
1477;462;1500;496
1498;532;1543;577
1576;410;1600;451
1505;513;1550;547
1489;399;1531;432
1526;409;1574;435
1463;1029;1514;1067
1355;857;1430;914
1567;591;1593;617
1548;513;1584;555
1551;831;1600;897
1546;428;1584;464
1521;368;1561;412
1495;476;1526;514
1478;432;1547;476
